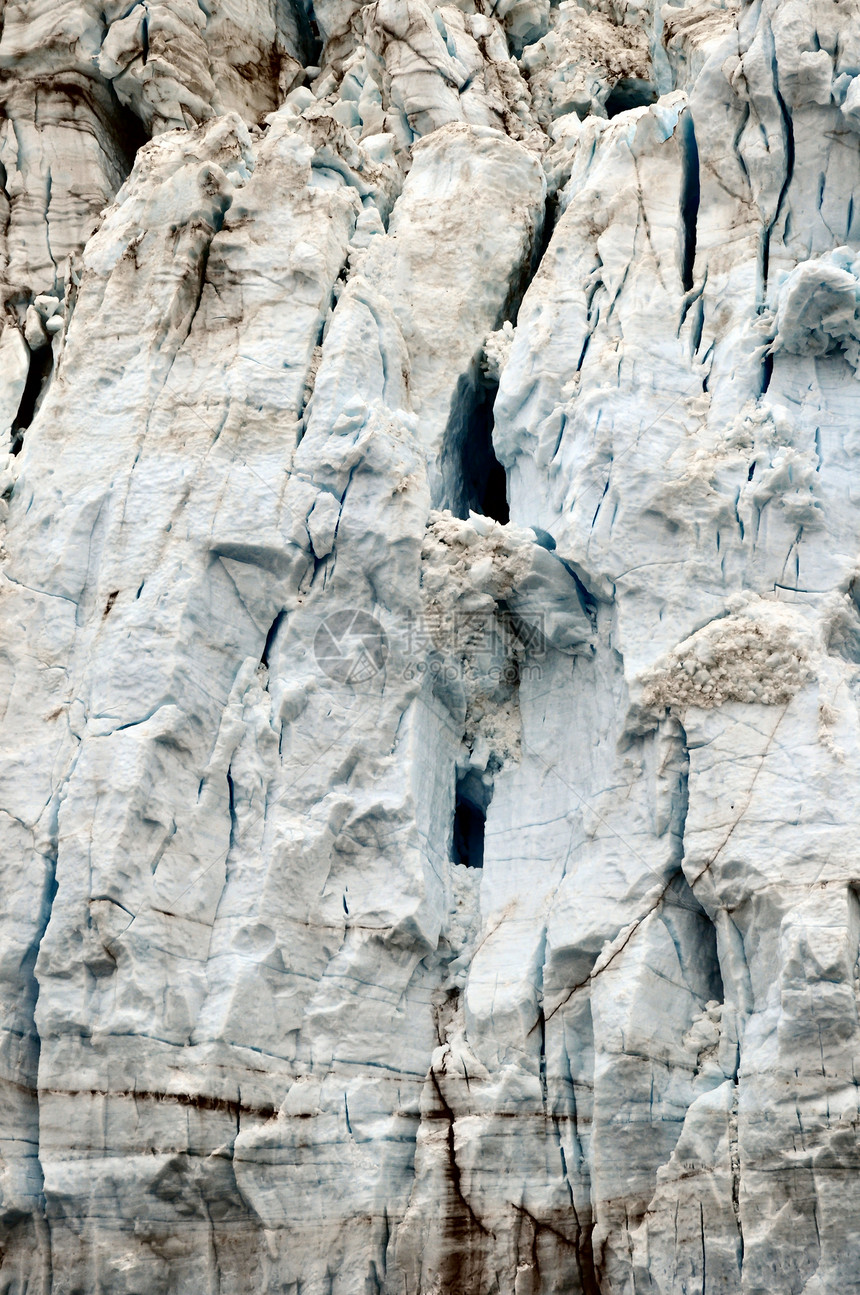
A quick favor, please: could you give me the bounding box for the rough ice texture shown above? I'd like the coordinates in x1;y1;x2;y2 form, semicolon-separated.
2;0;860;1292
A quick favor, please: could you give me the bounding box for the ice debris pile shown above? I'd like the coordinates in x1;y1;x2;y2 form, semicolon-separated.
3;0;860;1292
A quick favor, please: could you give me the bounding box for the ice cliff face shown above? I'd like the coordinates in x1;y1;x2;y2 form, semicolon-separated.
2;0;860;1291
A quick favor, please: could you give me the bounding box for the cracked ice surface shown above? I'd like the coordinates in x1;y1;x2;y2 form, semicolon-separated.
3;0;860;1291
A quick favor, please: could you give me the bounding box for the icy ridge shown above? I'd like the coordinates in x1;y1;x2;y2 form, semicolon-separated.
2;0;860;1292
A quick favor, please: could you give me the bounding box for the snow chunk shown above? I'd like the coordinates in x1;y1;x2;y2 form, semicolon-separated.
641;599;816;712
482;320;515;381
770;246;860;373
521;1;653;125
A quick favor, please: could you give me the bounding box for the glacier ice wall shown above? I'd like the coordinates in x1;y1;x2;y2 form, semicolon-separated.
2;0;860;1291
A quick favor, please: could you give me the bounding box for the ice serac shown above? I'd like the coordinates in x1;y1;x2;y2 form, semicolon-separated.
2;0;860;1292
